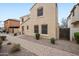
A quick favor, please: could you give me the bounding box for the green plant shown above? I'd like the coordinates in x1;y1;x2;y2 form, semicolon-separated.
0;39;3;49
74;32;79;44
35;33;40;40
7;42;12;45
50;38;55;44
10;44;21;53
6;31;9;34
0;36;6;41
14;33;17;36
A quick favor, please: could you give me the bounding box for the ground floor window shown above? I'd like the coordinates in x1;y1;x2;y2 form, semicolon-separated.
22;26;24;34
27;25;29;30
34;25;39;33
41;24;48;34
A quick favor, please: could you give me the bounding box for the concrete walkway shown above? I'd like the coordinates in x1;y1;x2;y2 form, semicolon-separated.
18;35;79;55
5;34;76;56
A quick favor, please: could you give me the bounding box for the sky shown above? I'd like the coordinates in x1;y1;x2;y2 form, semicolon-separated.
58;3;75;25
0;3;75;27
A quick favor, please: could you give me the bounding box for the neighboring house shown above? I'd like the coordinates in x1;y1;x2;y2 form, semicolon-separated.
20;3;59;39
4;19;20;33
68;3;79;41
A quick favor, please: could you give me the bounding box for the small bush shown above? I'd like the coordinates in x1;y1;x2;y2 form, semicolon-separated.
3;30;6;33
10;44;21;53
0;39;3;49
14;33;17;36
6;32;9;34
0;36;6;41
50;38;55;44
74;32;79;44
7;42;12;45
35;33;40;40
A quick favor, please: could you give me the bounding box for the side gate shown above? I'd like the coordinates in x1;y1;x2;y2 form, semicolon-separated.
59;28;70;40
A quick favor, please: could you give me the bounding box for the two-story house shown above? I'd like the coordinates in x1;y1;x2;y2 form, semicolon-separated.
4;19;20;33
20;3;59;39
68;3;79;41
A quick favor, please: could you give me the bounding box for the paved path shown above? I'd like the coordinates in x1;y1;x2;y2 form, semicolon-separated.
5;34;76;56
18;35;79;55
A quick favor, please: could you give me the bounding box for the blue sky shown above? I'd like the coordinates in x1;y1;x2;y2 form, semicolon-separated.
0;3;75;27
58;3;75;25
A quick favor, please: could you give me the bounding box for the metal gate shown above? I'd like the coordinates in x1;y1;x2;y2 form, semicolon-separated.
59;28;70;40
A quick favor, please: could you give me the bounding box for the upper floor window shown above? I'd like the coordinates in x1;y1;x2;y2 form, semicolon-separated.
72;7;76;16
72;11;75;16
37;7;43;16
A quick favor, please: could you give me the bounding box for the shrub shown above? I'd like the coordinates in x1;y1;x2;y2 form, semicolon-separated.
50;38;55;44
3;30;6;33
0;39;3;49
7;42;12;45
14;33;17;36
74;32;79;44
10;44;21;53
6;31;9;34
0;36;6;41
35;33;40;40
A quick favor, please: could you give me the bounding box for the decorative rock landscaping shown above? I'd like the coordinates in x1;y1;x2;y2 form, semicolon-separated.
0;35;37;56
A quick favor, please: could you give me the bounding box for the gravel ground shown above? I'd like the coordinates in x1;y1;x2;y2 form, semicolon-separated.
0;33;77;56
0;41;37;56
18;35;79;55
7;35;76;56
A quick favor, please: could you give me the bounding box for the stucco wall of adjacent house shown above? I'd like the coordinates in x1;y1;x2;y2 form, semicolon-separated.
20;3;59;39
69;5;79;26
68;4;79;41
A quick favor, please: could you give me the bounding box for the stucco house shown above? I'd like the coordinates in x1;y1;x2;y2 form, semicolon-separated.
68;3;79;41
4;19;20;34
20;3;59;39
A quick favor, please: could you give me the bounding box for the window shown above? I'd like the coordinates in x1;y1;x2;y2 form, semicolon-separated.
27;25;29;30
72;11;74;16
41;24;48;34
37;7;43;16
34;25;39;33
22;18;24;22
72;7;76;16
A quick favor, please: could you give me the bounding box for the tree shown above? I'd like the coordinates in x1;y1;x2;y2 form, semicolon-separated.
60;18;68;28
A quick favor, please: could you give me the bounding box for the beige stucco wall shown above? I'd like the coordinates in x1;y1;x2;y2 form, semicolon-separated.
20;3;59;39
68;4;79;41
69;5;79;26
